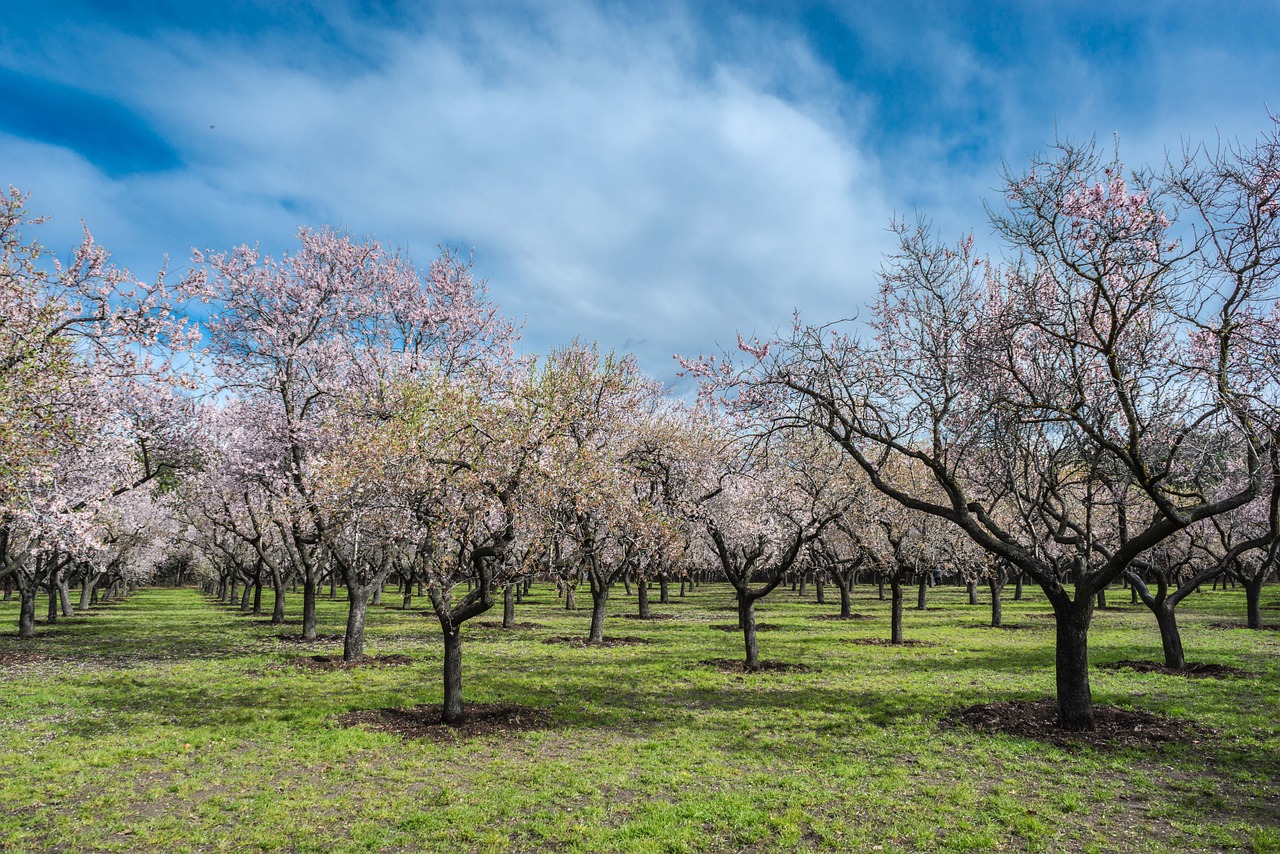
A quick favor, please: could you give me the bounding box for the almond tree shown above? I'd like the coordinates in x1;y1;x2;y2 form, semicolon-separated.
683;127;1279;729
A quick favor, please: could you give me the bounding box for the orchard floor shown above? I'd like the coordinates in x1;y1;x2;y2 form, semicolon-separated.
1;583;1277;853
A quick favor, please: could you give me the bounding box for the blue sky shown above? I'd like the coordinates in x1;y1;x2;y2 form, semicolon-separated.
3;1;1278;384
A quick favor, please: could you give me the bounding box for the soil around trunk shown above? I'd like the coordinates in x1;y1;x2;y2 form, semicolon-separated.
941;699;1214;749
708;623;782;632
700;658;813;674
1101;659;1254;679
808;613;875;621
474;621;548;630
1205;622;1280;631
543;636;648;648
963;622;1038;631
292;654;416;670
847;638;938;647
337;702;553;741
277;633;343;643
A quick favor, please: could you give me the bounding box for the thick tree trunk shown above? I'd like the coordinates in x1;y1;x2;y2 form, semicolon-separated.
1154;602;1186;669
1014;574;1024;600
1244;576;1264;629
637;576;651;618
252;573;263;615
1053;600;1095;731
658;575;669;604
988;579;1003;628
588;585;608;643
838;576;852;619
271;570;286;625
798;573;807;597
371;582;382;606
343;588;369;661
739;594;760;670
878;577;885;601
19;584;37;638
442;627;465;725
815;577;826;604
1096;587;1108;610
46;574;59;624
502;584;515;628
57;576;74;617
916;573;928;611
891;576;904;644
302;576;319;642
565;587;575;610
239;579;252;611
967;580;978;605
679;579;687;598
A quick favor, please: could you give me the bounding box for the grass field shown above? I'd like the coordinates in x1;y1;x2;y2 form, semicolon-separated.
0;581;1277;853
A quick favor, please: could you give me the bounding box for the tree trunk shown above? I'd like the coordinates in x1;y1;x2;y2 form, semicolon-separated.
57;576;74;617
739;594;760;670
271;570;286;624
1096;587;1108;610
658;575;669;604
46;573;59;624
1053;600;1095;731
1244;576;1264;629
815;577;825;604
503;584;515;629
302;576;319;642
878;576;885;600
79;575;94;610
988;578;1003;628
798;573;807;597
342;587;369;661
252;572;263;615
838;576;852;619
442;626;465;725
967;580;978;605
1154;602;1186;669
565;587;575;610
1014;574;1024;600
916;573;928;611
588;584;608;643
891;576;904;644
637;576;651;619
18;584;36;638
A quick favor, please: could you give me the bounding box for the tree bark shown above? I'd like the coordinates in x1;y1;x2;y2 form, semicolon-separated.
1154;602;1186;669
57;575;74;617
1053;598;1095;731
18;583;36;638
342;588;369;661
891;575;904;644
838;576;853;619
916;573;928;611
270;569;286;624
1244;576;1264;629
739;594;760;670
967;580;979;605
302;576;319;642
502;584;515;629
441;626;465;725
1014;573;1024;600
637;575;651;619
658;575;669;604
988;578;1004;628
588;584;608;643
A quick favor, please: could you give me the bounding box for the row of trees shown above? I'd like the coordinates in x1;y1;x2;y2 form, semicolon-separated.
4;120;1279;731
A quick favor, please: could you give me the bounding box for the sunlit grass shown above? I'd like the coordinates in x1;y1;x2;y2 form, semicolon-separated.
0;581;1276;852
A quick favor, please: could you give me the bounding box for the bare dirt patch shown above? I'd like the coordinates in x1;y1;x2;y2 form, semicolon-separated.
543;636;649;648
1102;659;1254;679
941;699;1214;749
808;613;875;621
847;638;938;647
276;633;343;643
708;623;782;632
1205;622;1280;631
337;702;554;741
474;621;548;630
963;622;1038;631
292;654;416;671
699;658;814;674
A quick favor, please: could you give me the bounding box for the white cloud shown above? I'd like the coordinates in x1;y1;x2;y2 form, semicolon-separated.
8;4;895;383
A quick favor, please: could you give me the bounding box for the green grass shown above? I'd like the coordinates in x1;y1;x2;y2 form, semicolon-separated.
0;581;1277;852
